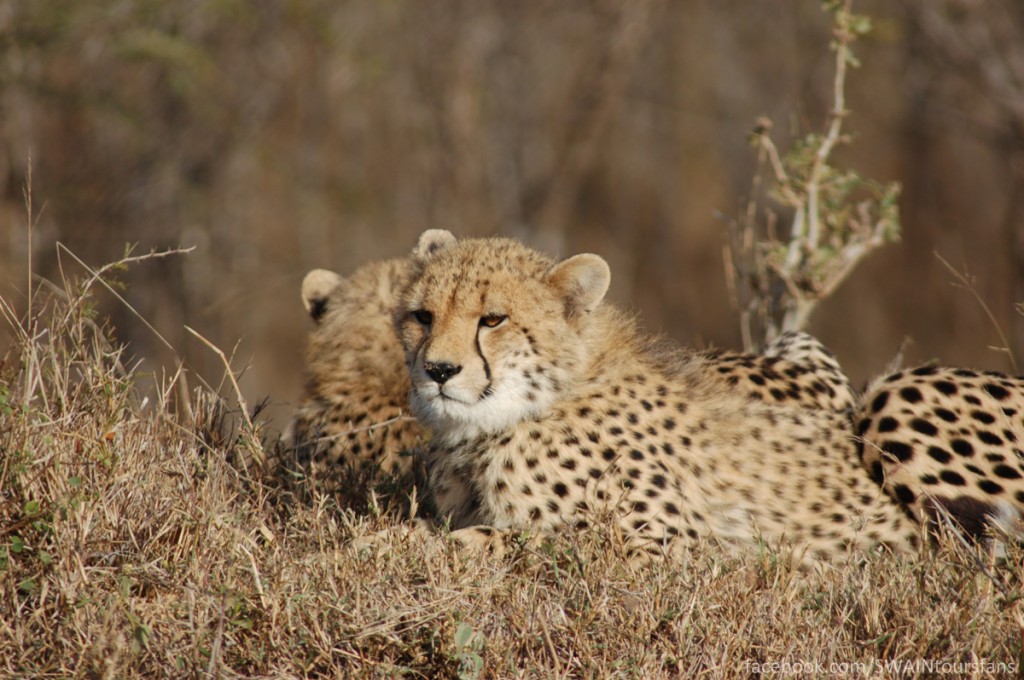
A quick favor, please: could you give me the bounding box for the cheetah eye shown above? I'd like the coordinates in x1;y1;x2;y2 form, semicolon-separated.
479;314;507;329
412;310;433;326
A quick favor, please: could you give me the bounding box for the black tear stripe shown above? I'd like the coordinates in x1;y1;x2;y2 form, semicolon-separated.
476;327;493;398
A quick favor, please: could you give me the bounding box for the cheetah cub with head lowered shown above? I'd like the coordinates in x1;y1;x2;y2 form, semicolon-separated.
278;258;426;503
394;230;920;561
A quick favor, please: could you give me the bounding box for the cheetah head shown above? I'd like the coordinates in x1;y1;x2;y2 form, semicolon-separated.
398;229;610;440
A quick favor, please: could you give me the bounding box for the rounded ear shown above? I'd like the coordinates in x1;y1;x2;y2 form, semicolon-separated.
301;269;343;322
414;229;457;258
547;253;610;316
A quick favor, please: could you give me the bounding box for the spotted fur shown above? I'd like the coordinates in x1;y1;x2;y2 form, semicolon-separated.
857;365;1024;538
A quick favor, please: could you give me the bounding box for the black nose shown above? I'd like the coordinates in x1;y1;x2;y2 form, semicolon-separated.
424;361;462;384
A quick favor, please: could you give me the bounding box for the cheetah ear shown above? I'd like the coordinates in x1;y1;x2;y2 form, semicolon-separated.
301;269;343;323
414;229;457;259
547;254;610;316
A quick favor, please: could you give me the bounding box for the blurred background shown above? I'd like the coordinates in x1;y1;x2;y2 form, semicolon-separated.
2;0;1022;431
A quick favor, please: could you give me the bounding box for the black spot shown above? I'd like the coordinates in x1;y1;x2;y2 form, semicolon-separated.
577;406;592;418
934;408;958;422
546;500;560;513
933;380;958;395
526;457;539;469
978;431;1003;446
927;446;952;464
978;479;1004;495
877;417;899;433
983;383;1010;401
994;464;1023;480
869;461;885;484
951;439;974;457
881;441;913;462
601;448;616;461
971;410;996;425
663;502;680;515
893;484;916;504
631;501;648;513
553;482;569;498
651;474;667;489
870;391;890;413
910;418;938;436
529;507;542;521
912;365;938;377
749;374;766;386
770;388;786;401
609;426;624;436
899;386;923;403
921;474;939;485
629;449;644;461
939;470;967;486
560;458;577;471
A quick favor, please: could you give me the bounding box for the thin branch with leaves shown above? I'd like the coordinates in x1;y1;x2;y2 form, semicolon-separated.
726;0;902;350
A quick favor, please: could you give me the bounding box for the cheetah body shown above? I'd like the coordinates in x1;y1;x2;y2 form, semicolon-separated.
397;231;918;559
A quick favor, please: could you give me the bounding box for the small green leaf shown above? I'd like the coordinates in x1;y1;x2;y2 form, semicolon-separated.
10;536;24;553
38;551;53;566
24;500;40;515
19;578;37;594
455;622;475;648
69;476;82;487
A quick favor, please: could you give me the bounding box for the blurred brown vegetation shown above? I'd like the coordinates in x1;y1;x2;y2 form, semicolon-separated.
2;0;1023;429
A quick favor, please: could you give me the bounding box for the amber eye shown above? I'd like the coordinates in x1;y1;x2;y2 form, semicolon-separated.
412;310;433;325
479;314;507;328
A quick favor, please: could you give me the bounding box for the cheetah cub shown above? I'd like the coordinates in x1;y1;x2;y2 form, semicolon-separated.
279;258;426;502
394;230;919;561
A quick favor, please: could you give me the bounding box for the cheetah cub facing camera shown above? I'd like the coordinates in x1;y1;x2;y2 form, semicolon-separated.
396;230;920;561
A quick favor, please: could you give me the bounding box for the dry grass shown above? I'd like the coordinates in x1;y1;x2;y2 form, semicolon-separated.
2;263;1024;678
